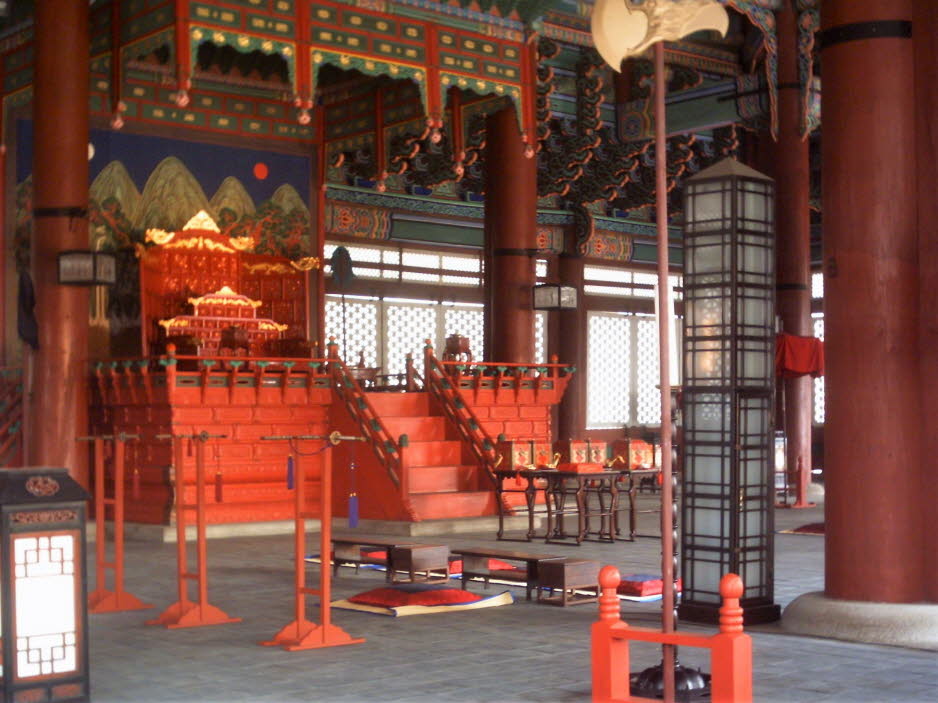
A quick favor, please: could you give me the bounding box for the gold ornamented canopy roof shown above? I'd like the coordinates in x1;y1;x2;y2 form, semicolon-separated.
188;286;262;309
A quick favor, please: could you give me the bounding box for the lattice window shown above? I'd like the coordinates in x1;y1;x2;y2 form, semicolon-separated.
324;241;483;288
14;534;79;676
636;316;661;424
325;296;379;366
323;244;382;279
443;305;484;358
671;274;684;301
534;311;547;364
632;271;658;298
587;313;631;428
813;313;825;424
442;254;481;272
811;271;824;299
386;303;437;376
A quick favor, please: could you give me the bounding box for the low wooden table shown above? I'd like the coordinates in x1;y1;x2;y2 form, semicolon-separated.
331;537;415;578
493;468;547;541
616;469;661;540
542;470;626;544
536;558;600;607
451;547;562;601
389;544;451;584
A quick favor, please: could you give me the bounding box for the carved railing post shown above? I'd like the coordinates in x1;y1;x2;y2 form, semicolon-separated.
591;565;630;703
405;352;416;391
711;574;752;703
423;339;434;380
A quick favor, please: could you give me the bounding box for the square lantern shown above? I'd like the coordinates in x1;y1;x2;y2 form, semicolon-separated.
679;159;781;625
532;284;577;310
0;468;90;703
57;250;116;286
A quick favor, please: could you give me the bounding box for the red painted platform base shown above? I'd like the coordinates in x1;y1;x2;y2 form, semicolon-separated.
89;588;153;613
146;599;242;629
260;619;365;651
777;501;816;510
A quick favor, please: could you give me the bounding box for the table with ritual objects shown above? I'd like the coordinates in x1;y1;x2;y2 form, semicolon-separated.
493;438;661;544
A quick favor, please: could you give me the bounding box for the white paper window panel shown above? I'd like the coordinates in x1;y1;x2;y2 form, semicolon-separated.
586;313;631;428
401;251;441;269
441;254;481;272
534;311;547;364
441;274;481;286
585;265;631;283
386;304;438;376
811;271;824;299
813;313;825;424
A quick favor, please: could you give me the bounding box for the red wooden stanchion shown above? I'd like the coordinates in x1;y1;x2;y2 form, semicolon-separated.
591;566;753;703
147;432;241;629
260;431;365;651
81;433;153;613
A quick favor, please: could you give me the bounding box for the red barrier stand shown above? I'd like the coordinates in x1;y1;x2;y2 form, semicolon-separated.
260;431;365;651
80;433;153;613
147;432;241;629
591;566;752;703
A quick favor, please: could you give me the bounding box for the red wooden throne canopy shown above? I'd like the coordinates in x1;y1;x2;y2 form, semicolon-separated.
140;211;314;357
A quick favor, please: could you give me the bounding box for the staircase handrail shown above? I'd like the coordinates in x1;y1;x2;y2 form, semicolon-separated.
0;367;23;466
422;341;499;489
327;349;405;495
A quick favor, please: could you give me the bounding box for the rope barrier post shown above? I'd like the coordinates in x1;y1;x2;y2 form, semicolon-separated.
147;432;241;629
79;433;152;613
260;431;366;651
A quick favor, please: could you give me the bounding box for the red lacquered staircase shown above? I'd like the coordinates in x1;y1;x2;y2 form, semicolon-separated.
366;391;497;520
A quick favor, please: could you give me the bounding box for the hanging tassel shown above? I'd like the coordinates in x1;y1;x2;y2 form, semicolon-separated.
215;470;223;503
348;460;359;527
286;455;294;490
132;466;141;501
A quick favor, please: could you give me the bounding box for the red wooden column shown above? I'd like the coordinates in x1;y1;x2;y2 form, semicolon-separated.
821;0;923;602
483;106;536;363
762;1;813;507
555;252;586;441
28;0;90;486
914;2;938;602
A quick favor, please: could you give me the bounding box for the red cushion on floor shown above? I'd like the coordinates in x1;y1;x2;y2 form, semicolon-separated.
450;558;520;574
617;575;683;597
348;584;483;607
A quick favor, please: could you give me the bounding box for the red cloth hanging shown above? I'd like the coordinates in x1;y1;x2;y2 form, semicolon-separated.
775;333;825;378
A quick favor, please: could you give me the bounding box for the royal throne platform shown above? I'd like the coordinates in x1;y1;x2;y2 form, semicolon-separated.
91;214;572;531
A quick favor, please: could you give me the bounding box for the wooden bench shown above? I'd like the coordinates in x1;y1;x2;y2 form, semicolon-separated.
331;537;415;578
451;547;563;601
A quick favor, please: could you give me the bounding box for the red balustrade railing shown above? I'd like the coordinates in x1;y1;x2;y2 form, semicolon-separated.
92;347;333;406
434;355;574;399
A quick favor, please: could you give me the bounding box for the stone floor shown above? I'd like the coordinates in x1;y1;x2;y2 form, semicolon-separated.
85;492;937;702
